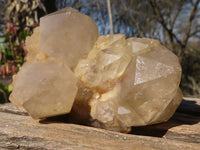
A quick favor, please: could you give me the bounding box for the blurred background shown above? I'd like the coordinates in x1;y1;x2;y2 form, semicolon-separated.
0;0;200;103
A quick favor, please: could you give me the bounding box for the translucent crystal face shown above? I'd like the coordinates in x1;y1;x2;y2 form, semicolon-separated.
10;8;182;133
10;59;77;119
75;35;182;131
39;7;99;69
75;34;132;92
10;8;98;119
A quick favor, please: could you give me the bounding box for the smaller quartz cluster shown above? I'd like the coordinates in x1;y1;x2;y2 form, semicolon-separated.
10;8;182;132
10;8;98;119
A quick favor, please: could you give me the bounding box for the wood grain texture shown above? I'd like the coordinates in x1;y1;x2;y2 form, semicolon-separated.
0;98;199;150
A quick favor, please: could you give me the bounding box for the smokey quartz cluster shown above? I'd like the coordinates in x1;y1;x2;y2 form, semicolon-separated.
10;8;182;132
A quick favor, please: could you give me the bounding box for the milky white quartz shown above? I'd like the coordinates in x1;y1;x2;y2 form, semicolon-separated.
10;8;98;119
10;59;77;119
39;7;99;69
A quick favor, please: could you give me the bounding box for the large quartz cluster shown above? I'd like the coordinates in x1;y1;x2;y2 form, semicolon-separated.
10;8;98;119
10;8;182;132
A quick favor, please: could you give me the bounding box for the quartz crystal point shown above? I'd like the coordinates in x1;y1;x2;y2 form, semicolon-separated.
10;59;77;119
75;34;182;132
39;7;99;69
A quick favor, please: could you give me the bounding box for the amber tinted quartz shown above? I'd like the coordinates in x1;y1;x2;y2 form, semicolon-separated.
75;35;182;132
75;34;132;92
10;8;182;132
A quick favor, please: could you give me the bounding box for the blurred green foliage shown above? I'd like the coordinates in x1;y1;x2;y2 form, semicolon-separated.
0;83;12;103
0;0;47;102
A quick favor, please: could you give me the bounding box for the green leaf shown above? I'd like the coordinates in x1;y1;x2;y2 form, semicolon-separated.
8;84;12;93
0;45;6;54
19;30;31;42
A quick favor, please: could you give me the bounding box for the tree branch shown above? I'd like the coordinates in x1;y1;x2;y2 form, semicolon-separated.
182;0;200;48
190;29;200;37
96;0;107;34
149;0;182;48
170;1;183;30
120;0;144;37
106;0;114;34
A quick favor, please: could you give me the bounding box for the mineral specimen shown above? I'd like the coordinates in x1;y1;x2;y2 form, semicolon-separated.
10;58;77;119
75;35;182;132
39;7;99;69
25;27;47;63
10;8;98;119
9;8;182;133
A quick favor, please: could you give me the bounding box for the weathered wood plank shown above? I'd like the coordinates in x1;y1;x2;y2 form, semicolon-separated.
0;98;199;150
0;103;28;116
0;111;199;150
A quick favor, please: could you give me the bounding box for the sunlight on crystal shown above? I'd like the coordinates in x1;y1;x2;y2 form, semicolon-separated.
10;8;182;133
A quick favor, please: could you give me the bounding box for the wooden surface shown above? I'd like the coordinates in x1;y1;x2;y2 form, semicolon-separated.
0;98;199;150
